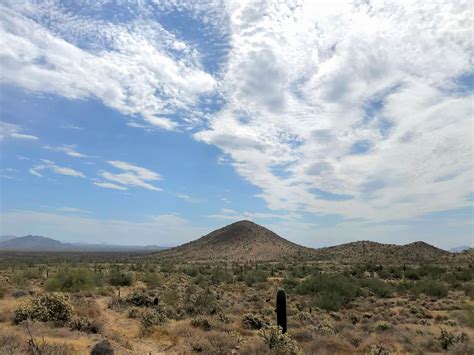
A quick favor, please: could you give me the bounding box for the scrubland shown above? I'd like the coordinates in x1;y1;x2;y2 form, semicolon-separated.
0;251;473;354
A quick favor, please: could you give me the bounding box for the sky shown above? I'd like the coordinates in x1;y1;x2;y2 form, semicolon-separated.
0;0;473;249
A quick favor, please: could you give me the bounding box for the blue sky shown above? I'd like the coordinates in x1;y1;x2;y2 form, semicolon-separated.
0;1;473;249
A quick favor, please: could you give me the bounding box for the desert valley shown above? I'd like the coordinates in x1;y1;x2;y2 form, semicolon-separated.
0;220;472;354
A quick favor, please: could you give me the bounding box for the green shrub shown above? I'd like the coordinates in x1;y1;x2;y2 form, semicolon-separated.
209;267;232;285
361;278;393;298
13;293;72;325
242;269;268;286
45;269;101;292
109;270;133;286
297;274;360;311
142;272;160;287
283;276;299;289
415;280;448;298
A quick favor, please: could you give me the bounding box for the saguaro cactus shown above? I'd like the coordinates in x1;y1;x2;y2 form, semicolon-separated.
276;289;287;333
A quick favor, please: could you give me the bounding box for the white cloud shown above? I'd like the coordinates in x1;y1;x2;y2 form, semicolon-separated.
57;207;90;214
0;2;216;131
44;144;88;158
1;1;472;233
30;159;86;178
0;122;38;141
93;182;128;191
29;168;42;177
195;0;474;222
101;160;162;191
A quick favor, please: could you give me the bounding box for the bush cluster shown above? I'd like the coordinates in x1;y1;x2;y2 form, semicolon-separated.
13;293;72;325
45;269;101;292
297;274;361;311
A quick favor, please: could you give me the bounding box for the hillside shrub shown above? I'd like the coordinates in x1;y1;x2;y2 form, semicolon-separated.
361;278;393;298
242;269;268;286
109;270;133;286
45;268;101;292
297;274;360;311
142;272;160;287
209;267;232;285
415;280;448;298
13;293;72;325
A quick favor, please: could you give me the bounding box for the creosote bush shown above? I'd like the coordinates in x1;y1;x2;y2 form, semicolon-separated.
45;268;101;292
13;293;72;325
109;270;134;286
297;274;361;311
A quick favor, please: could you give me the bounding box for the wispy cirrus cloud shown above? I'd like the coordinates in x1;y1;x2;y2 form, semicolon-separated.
30;159;86;178
93;182;128;191
99;160;162;191
0;122;38;141
0;1;217;130
44;144;88;158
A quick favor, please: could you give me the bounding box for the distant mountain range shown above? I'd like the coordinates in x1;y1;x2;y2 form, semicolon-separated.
153;220;455;263
0;235;166;252
2;224;469;263
449;245;472;253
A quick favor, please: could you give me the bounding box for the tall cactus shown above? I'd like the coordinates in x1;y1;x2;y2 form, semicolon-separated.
276;289;287;333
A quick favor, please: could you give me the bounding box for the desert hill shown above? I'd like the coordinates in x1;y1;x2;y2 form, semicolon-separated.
0;235;71;251
156;220;314;262
154;221;453;263
312;240;451;264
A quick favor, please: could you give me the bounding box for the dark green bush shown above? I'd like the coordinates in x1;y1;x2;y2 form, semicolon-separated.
361;278;393;298
109;270;133;286
142;272;160;287
45;268;101;292
209;267;232;285
242;269;268;286
296;274;361;311
415;280;448;298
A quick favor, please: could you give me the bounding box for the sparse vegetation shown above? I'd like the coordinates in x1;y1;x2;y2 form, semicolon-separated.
0;228;472;354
